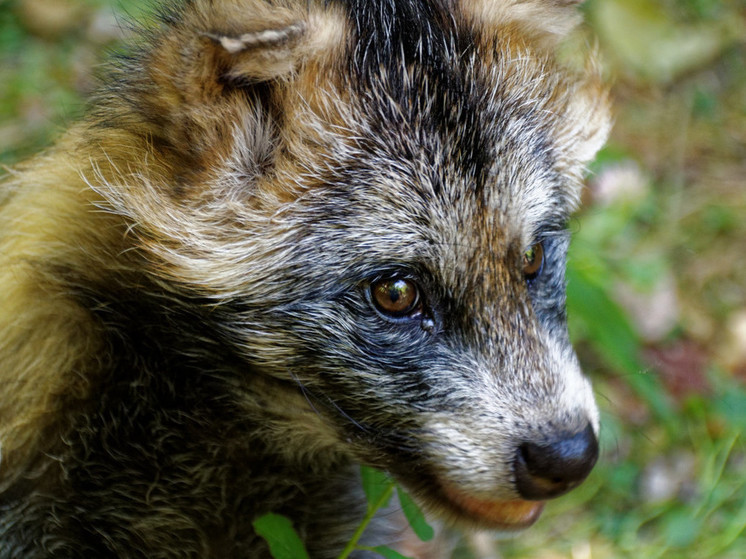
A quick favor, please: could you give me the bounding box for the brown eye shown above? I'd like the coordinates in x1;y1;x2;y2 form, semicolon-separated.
523;242;544;280
371;278;420;317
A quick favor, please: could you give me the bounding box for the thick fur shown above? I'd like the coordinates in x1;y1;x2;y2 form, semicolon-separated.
0;1;610;557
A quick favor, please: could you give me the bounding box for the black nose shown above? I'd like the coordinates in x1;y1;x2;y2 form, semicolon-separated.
514;423;599;500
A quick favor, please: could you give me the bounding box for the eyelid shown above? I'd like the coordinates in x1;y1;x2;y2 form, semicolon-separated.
524;228;570;254
528;226;568;243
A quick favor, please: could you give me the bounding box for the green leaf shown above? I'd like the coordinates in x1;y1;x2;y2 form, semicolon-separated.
338;469;397;559
397;487;434;542
361;466;394;511
714;385;746;430
370;545;413;559
663;508;701;548
252;513;310;559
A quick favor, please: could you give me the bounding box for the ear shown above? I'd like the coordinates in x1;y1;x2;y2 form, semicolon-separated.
553;55;612;169
152;0;347;91
201;22;307;85
460;0;586;47
116;2;347;182
146;8;313;103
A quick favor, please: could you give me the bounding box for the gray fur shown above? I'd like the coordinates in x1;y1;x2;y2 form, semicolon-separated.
0;0;609;557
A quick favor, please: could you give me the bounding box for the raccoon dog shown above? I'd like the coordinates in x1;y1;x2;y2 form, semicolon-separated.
0;0;610;557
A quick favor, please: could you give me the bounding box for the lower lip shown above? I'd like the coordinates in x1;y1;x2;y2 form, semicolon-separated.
441;486;545;530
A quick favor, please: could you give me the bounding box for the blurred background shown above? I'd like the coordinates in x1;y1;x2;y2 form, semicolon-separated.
1;0;744;557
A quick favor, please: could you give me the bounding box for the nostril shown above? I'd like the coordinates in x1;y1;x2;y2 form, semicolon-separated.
514;423;599;500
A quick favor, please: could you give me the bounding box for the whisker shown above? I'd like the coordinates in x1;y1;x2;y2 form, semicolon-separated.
288;371;372;435
324;395;372;435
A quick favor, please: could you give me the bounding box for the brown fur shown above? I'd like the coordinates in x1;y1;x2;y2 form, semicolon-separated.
0;1;609;557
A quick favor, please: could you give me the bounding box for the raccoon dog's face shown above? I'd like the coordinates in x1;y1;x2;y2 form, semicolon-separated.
108;0;610;531
257;81;602;528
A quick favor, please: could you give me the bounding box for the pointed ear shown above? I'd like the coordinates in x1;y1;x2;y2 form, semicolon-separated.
119;2;347;181
140;0;349;103
169;0;347;89
461;0;586;47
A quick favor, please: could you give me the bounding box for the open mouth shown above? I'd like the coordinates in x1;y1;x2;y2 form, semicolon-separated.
439;485;545;531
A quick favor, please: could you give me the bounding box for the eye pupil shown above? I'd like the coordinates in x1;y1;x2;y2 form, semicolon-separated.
371;278;420;317
523;242;544;280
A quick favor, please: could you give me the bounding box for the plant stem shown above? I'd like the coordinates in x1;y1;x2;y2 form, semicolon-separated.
337;482;396;559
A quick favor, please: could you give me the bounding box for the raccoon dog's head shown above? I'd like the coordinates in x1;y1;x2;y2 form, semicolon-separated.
99;0;610;530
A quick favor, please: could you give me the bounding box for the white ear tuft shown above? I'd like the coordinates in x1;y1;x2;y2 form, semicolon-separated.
203;22;306;55
199;21;308;84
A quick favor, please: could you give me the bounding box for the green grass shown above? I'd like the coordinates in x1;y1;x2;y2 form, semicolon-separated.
2;0;745;557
